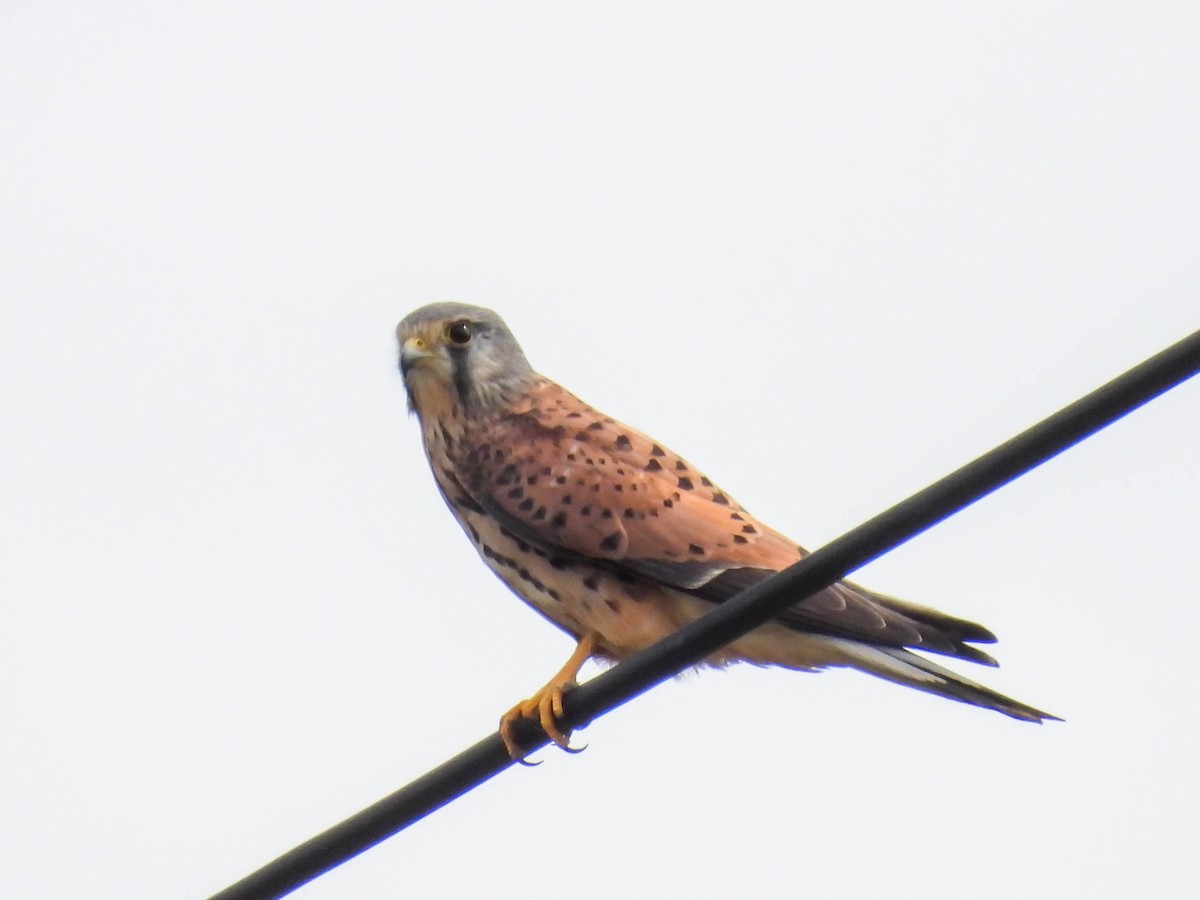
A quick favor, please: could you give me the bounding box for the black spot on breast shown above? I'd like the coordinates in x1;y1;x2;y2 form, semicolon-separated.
614;435;632;450
575;431;590;441
440;469;485;514
675;460;688;471
733;534;748;544
482;544;519;571
533;506;547;520
645;458;663;472
663;498;674;508
601;508;614;519
517;568;546;593
496;465;519;486
588;421;604;431
604;598;620;613
580;504;592;516
526;474;539;485
742;524;758;534
730;512;744;521
453;494;485;513
551;511;568;528
518;497;535;511
650;444;666;457
468;524;480;543
561;494;572;505
566;411;582;418
583;574;600;591
623;508;635;518
613;484;623;492
700;476;713;487
555;475;567;484
677;477;694;490
599;532;623;552
688;543;705;555
548;589;561;602
711;492;730;506
506;486;524;500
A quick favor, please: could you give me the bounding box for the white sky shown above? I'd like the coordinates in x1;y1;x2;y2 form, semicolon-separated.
2;3;1198;898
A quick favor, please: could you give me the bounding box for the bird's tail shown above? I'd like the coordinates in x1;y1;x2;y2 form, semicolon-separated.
828;638;1061;723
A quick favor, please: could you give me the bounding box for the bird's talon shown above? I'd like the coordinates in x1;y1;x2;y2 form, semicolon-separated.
543;719;571;748
495;633;597;759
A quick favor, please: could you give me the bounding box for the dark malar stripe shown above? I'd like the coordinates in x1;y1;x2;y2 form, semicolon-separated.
447;344;473;409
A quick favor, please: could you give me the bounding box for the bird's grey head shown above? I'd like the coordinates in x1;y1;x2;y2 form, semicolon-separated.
396;302;536;417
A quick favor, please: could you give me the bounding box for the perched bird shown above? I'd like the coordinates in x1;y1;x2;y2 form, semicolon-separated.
397;302;1057;756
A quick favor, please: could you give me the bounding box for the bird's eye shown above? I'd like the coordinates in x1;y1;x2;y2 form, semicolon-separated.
447;321;473;344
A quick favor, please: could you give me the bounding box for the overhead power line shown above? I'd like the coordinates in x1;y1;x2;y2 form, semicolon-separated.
208;327;1200;900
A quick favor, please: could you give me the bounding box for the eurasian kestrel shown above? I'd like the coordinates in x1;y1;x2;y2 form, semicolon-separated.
397;302;1056;756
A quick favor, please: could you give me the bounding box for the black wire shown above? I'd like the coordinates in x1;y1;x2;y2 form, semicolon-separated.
207;327;1200;900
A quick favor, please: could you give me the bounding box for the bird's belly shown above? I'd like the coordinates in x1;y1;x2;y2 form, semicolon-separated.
458;510;692;659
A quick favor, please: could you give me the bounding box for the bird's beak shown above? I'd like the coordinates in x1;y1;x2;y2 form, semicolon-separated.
399;336;434;377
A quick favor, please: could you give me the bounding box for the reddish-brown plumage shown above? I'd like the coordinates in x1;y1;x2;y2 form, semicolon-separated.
460;379;802;573
396;302;1057;754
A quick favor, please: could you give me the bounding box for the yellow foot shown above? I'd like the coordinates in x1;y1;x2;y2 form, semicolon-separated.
498;631;597;759
499;682;576;759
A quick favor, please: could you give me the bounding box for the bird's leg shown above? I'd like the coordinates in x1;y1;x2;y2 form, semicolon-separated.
500;631;597;759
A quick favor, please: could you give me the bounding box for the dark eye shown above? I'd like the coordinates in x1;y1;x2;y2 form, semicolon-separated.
447;321;472;344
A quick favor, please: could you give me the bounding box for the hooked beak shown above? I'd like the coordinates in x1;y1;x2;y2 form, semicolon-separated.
399;336;434;377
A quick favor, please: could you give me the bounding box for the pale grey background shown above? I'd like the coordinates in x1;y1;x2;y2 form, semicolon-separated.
2;3;1197;898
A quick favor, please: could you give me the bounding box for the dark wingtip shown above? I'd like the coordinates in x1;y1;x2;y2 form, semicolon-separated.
962;622;999;644
954;643;1000;667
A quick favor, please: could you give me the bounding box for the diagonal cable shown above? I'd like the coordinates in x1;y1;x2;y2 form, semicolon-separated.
208;326;1200;900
